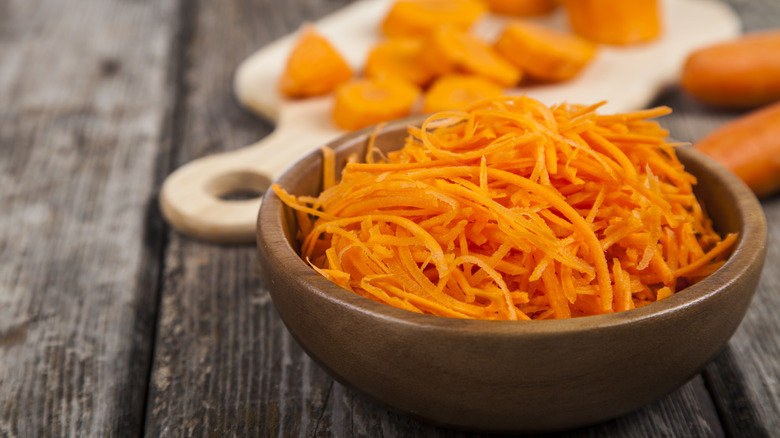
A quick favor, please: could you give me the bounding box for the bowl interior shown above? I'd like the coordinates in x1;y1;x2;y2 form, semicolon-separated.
268;115;765;330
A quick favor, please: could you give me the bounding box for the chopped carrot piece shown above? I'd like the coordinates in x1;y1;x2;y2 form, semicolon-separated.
276;96;736;320
381;0;487;37
278;25;353;98
332;77;421;131
422;26;523;87
494;20;598;82
364;37;437;87
562;0;661;45
484;0;557;16
422;74;504;113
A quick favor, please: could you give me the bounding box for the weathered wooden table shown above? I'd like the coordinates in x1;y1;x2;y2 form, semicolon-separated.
2;0;779;436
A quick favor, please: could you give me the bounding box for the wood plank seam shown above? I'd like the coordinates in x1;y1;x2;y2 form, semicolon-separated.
139;0;200;436
703;346;772;437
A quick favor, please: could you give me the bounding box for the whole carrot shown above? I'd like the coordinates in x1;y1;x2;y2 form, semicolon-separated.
694;101;780;198
682;30;780;109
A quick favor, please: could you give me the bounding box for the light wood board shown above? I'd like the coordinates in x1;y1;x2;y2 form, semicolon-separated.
160;0;740;243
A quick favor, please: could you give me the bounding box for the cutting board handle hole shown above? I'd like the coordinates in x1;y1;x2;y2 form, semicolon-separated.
206;170;271;202
218;188;263;201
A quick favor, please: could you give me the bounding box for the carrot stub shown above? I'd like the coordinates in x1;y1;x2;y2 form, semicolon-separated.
694;100;780;198
494;20;597;82
278;25;353;98
422;74;504;113
332;77;421;131
422;25;523;87
381;0;487;37
277;96;736;320
562;0;661;45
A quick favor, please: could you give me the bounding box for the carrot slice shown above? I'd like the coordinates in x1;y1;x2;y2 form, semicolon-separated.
381;0;487;37
494;20;597;82
364;37;437;87
276;95;736;320
422;74;504;113
278;25;353;98
562;0;661;45
332;77;421;131
422;25;523;87
484;0;557;16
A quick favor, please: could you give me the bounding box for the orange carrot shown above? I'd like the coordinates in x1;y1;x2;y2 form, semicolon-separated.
421;25;522;87
422;74;504;113
484;0;557;16
276;96;735;320
681;30;780;109
494;20;597;83
332;77;421;131
364;37;437;87
278;25;353;98
694;100;780;198
381;0;487;37
562;0;661;45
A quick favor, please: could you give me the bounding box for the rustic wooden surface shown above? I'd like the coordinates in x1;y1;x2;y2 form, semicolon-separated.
1;0;779;436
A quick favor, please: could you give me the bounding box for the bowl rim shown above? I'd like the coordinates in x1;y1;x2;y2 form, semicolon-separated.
259;115;768;337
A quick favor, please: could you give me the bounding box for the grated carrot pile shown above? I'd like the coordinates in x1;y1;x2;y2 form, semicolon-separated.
273;96;737;320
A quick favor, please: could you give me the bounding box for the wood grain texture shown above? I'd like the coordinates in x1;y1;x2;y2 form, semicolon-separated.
706;195;780;438
143;0;356;435
0;0;179;436
2;0;777;436
145;0;777;437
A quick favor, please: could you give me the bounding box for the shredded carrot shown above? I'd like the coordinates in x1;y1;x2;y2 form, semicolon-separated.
321;146;337;190
274;96;737;320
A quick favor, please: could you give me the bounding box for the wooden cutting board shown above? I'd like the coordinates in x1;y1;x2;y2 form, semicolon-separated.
160;0;740;244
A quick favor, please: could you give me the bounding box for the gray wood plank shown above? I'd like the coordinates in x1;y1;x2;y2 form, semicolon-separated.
144;0;780;436
706;195;780;438
296;375;725;438
655;89;780;438
144;0;355;435
0;0;179;436
653;1;780;434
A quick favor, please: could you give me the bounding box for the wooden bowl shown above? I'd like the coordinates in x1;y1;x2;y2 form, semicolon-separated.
256;116;767;433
